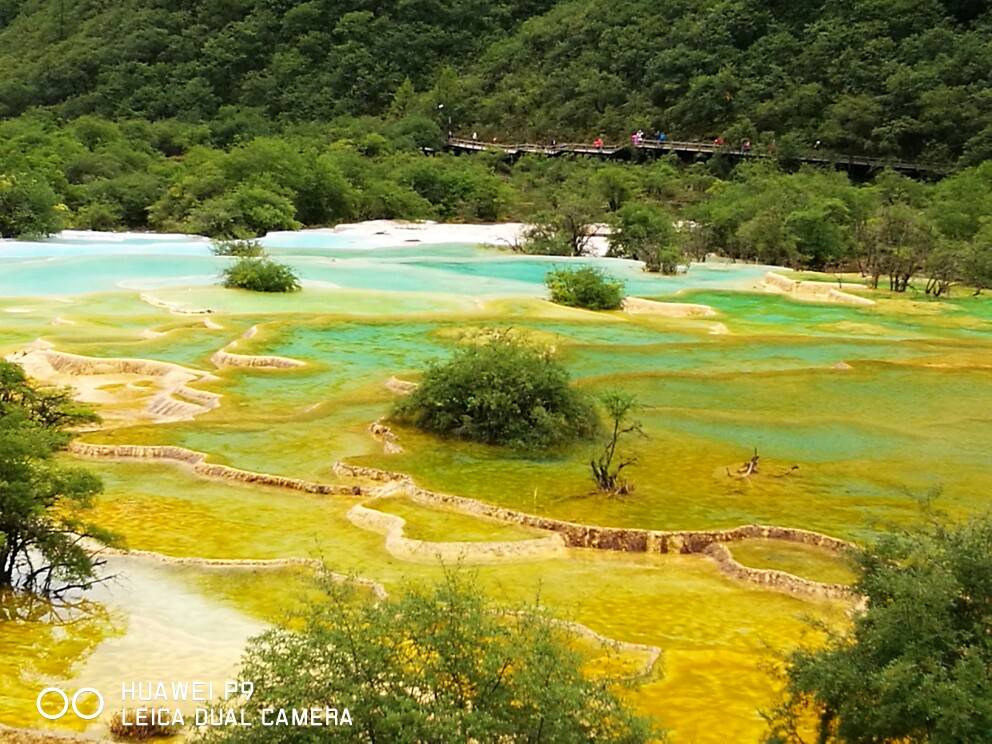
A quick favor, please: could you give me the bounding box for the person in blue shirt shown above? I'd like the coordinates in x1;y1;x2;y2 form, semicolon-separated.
656;132;667;142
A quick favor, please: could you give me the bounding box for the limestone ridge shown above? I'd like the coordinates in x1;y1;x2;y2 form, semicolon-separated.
334;463;855;601
81;540;388;600
384;376;419;394
621;297;717;317
64;440;853;600
369;419;404;453
8;347;220;424
346;503;566;564
210;325;305;369
139;292;214;315
703;543;851;600
68;442;361;495
761;272;874;306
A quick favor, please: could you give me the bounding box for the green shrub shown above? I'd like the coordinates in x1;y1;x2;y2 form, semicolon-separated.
608;203;682;274
71;200;123;231
189;181;300;239
198;572;656;743
545;266;625;310
211;239;264;257
0;172;63;238
518;222;573;255
391;331;598;449
768;512;992;743
220;257;301;293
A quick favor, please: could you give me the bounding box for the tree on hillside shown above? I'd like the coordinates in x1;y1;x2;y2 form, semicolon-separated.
928;162;992;241
520;190;598;257
686;166;863;270
189;181;301;239
0;173;63;239
196;572;657;744
923;241;968;297
964;223;992;296
765;511;992;743
391;331;598;450
608;203;682;273
0;360;115;597
860;203;938;292
592;165;640;212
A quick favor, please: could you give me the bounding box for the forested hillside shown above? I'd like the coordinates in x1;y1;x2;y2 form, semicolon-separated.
0;0;990;163
0;0;554;120
466;0;992;164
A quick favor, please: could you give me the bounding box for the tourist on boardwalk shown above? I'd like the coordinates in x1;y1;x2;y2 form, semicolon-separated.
594;137;604;150
714;136;724;146
472;131;478;142
656;132;667;142
742;139;751;153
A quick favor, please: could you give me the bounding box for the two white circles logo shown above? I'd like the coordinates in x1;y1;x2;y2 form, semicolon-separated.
36;687;104;720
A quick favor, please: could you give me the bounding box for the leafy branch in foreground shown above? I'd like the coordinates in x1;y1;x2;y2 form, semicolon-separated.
0;360;118;597
764;511;992;743
196;571;659;744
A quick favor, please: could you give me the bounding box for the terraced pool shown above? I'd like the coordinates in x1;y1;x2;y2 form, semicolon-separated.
2;229;990;742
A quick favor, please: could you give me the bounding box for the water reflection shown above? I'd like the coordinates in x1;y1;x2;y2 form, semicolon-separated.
0;557;266;733
0;589;120;727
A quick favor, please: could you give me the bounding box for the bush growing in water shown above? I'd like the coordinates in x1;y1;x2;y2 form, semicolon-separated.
220;257;301;292
211;239;264;257
391;331;598;449
545;266;625;310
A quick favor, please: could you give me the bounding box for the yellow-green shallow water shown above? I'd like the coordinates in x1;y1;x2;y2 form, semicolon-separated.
2;233;991;742
729;539;858;585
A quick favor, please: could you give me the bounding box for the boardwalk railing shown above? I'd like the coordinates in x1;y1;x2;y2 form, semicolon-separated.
443;137;950;175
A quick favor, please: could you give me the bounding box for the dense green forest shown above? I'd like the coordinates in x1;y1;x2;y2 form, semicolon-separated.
2;109;991;295
0;0;990;162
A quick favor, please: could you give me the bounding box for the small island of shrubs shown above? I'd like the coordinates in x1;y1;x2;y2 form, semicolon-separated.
391;331;598;450
545;266;625;310
215;240;301;293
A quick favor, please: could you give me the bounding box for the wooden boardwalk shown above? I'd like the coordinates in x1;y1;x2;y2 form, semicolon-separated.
443;137;949;176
